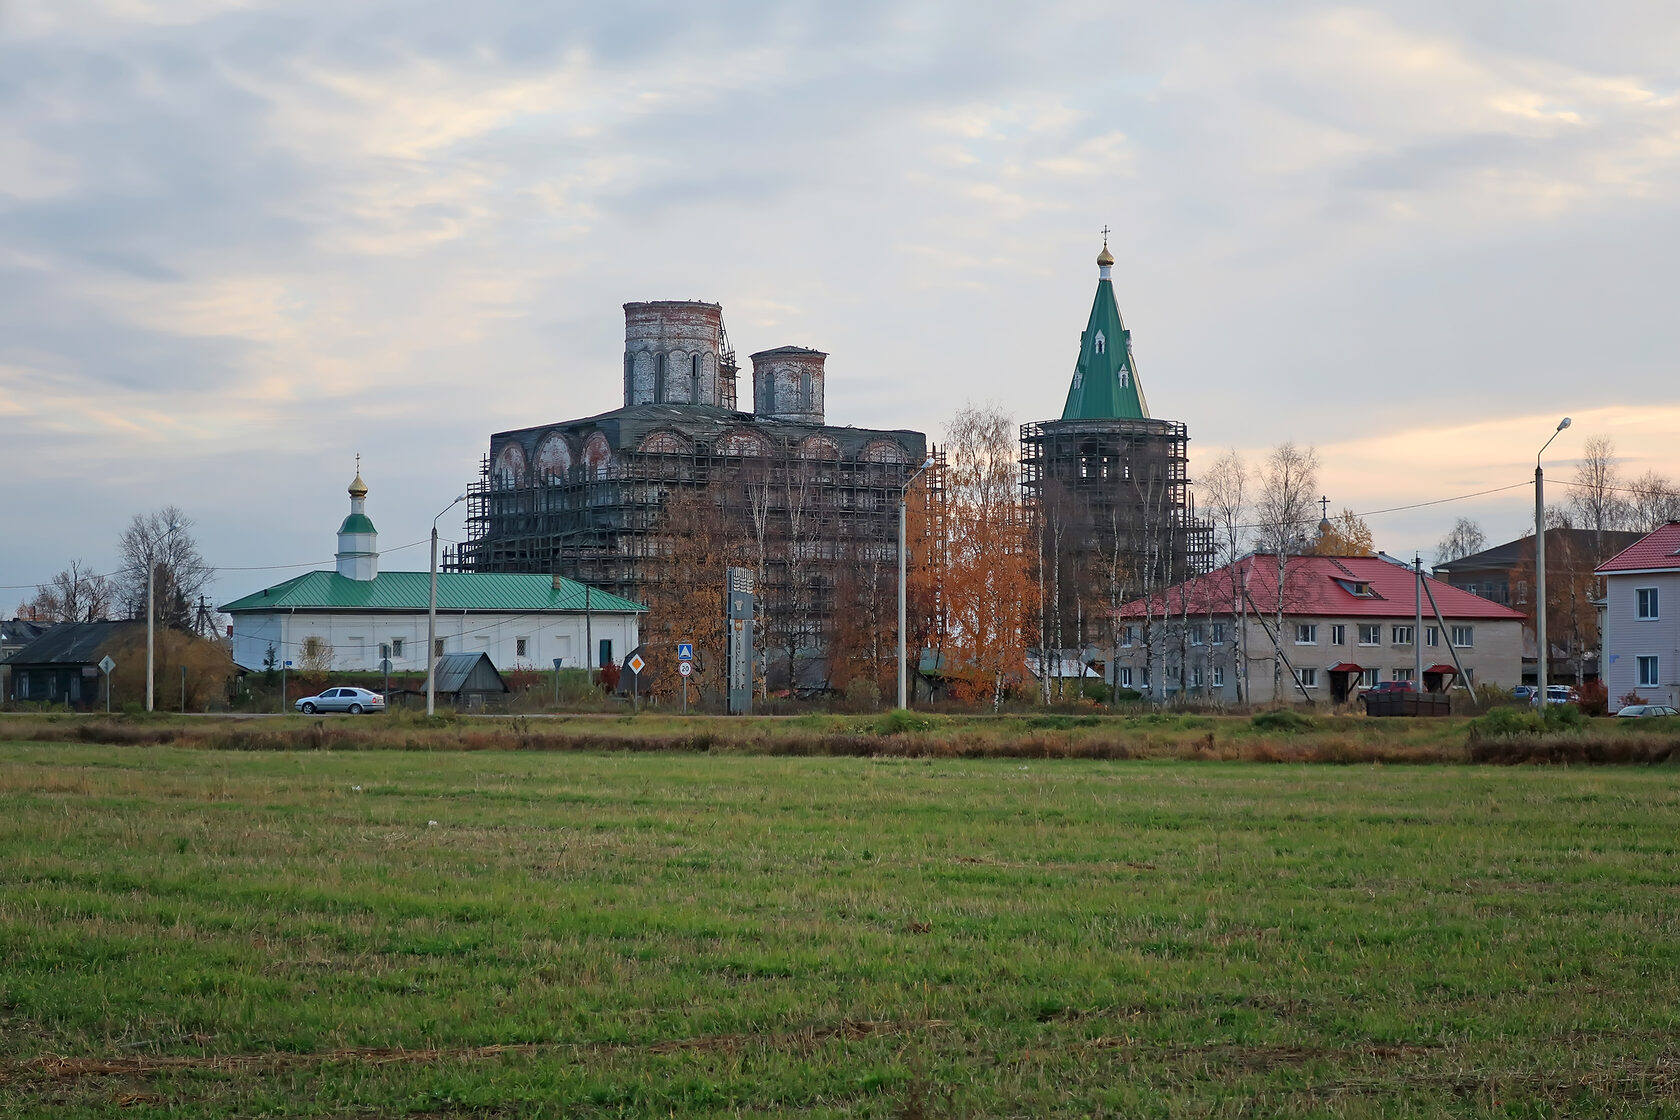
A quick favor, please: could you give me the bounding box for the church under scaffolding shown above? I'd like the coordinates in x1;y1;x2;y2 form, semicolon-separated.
453;301;936;676
1020;240;1213;652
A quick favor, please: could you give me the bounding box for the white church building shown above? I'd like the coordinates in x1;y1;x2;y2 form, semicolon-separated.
220;471;644;674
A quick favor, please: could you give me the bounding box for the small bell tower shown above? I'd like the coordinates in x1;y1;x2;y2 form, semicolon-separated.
336;456;380;580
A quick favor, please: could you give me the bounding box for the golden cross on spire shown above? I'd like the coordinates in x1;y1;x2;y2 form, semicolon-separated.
1100;224;1111;249
355;452;361;474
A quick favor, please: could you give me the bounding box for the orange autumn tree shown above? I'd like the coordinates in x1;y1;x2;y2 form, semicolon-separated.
638;480;734;705
828;452;946;703
940;404;1034;708
1310;507;1375;556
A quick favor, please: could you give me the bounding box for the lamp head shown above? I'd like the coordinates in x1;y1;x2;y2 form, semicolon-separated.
1558;417;1572;431
920;457;934;470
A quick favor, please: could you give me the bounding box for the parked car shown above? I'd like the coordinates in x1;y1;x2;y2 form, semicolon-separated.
1510;685;1538;702
295;687;386;714
1533;685;1581;707
1616;704;1680;719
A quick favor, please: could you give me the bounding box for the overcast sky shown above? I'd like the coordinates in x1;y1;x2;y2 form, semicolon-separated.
4;0;1678;606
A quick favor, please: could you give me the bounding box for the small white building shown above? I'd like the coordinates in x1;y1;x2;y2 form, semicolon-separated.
1596;522;1680;707
220;471;643;674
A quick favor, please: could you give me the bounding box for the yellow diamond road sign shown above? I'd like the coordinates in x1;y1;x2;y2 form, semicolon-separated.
627;654;646;674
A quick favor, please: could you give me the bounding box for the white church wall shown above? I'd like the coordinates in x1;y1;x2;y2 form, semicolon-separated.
232;610;641;675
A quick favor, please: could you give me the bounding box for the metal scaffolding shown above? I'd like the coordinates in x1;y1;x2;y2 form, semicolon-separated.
454;412;941;678
1020;416;1214;648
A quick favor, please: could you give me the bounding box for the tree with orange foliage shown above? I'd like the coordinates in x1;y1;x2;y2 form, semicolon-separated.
827;454;945;703
1310;507;1375;556
638;480;734;706
940;404;1035;709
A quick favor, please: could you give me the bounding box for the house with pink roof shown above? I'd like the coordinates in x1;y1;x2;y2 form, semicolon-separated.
1113;552;1526;704
1595;522;1680;707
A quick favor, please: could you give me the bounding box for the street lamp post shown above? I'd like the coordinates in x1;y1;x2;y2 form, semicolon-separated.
145;520;181;713
427;494;467;717
1535;417;1572;703
898;456;936;710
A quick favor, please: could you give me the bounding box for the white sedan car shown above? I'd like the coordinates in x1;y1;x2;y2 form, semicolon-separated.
295;687;387;715
1616;703;1679;719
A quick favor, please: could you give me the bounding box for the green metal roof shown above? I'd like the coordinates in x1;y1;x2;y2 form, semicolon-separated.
337;513;377;535
220;570;644;614
1061;278;1149;421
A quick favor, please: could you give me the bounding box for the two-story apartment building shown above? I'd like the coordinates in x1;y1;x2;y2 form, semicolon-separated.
1596;522;1680;707
1433;529;1642;685
1113;553;1525;704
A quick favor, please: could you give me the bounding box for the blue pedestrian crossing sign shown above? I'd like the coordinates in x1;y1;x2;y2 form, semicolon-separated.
677;642;694;662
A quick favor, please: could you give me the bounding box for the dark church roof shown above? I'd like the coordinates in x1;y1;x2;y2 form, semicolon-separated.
493;403;925;459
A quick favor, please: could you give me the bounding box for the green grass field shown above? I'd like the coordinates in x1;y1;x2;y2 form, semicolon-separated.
2;744;1677;1117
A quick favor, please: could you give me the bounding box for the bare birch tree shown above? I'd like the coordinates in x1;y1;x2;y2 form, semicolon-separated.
1201;449;1250;567
1434;517;1486;565
1567;436;1628;552
1252;442;1319;699
1628;470;1680;532
23;559;115;622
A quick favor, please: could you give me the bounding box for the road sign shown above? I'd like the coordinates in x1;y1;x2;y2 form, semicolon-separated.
678;661;692;677
627;654;646;675
284;660;293;669
677;642;694;662
379;658;393;673
552;658;564;670
98;656;115;674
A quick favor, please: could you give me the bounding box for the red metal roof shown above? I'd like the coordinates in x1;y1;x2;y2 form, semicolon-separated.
1116;553;1528;621
1425;663;1459;675
1595;522;1680;573
1327;662;1364;673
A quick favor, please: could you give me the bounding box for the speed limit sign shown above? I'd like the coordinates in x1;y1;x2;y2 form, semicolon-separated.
678;661;692;677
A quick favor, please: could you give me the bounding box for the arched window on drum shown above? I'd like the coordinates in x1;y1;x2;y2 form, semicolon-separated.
860;440;908;465
492;443;529;489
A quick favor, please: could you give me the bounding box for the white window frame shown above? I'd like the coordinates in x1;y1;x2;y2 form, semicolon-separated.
1393;668;1413;682
1392;625;1413;646
1190;625;1205;647
1192;665;1205;687
1637;587;1659;620
1358;624;1381;646
1121;626;1136;648
1638;655;1660;688
1330;624;1346;646
1296;667;1318;688
1212;665;1225;687
1425;626;1439;647
1295;623;1318;645
1359;668;1379;688
1450;625;1474;648
1211;623;1226;645
515;636;530;658
1119;667;1133;688
390;637;405;658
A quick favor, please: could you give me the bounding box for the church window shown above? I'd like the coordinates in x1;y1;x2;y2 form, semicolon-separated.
1094;331;1106;354
654;354;666;403
800;370;812;411
691;354;701;403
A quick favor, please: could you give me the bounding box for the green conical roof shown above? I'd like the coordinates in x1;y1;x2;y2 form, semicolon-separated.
1061;267;1149;421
